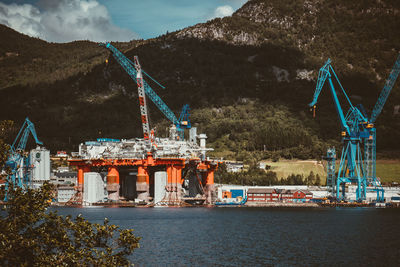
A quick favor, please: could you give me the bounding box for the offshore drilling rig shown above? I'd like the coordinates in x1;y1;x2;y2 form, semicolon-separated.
68;43;219;206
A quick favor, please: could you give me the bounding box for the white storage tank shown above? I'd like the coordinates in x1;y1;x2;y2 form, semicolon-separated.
83;172;106;204
154;171;167;204
29;147;50;183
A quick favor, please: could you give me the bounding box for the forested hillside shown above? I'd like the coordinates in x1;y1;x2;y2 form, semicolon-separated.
0;0;399;160
0;25;142;89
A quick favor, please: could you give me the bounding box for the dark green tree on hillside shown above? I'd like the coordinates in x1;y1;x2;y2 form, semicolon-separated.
306;171;315;185
315;174;321;186
0;120;13;168
0;120;140;266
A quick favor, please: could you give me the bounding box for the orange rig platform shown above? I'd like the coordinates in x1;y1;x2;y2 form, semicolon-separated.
68;134;219;206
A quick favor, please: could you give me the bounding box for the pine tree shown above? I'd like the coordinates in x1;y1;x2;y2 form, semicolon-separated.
315;174;321;186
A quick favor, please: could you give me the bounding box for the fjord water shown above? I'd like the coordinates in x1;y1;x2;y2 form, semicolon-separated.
55;207;400;266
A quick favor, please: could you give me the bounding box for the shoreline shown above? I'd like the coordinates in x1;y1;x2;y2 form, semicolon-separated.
44;202;400;208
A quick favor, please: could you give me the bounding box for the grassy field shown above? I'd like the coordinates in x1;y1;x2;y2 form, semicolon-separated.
262;160;326;180
376;160;400;184
261;159;400;184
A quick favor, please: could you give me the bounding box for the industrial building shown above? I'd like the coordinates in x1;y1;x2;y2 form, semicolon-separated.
51;170;77;186
217;184;400;205
224;161;244;173
246;188;313;203
57;186;76;203
247;188;279;202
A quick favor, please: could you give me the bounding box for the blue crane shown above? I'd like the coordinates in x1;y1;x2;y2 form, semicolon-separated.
364;54;400;201
4;118;42;199
310;59;372;201
310;55;400;202
99;42;191;140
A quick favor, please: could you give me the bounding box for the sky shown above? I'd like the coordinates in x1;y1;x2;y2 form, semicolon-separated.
0;0;248;42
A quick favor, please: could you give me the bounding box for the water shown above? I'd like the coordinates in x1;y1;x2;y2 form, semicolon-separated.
55;207;400;266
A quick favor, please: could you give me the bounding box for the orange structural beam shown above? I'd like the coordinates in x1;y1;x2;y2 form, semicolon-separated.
171;166;177;186
69;157;186;167
167;165;173;185
171;165;182;185
78;168;83;185
175;165;183;185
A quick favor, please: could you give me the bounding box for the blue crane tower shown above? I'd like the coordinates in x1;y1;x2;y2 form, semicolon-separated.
99;42;191;140
364;54;400;201
310;55;400;202
4;118;42;200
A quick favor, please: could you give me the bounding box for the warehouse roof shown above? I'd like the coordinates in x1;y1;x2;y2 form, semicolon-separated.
247;188;276;194
280;189;295;194
298;190;313;195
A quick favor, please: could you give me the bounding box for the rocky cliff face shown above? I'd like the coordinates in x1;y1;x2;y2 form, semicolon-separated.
176;0;319;47
175;0;400;79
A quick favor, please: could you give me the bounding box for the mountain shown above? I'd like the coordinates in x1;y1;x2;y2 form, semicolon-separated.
0;0;399;160
177;0;400;78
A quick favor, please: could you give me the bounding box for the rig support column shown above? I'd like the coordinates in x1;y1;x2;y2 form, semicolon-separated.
165;164;183;204
136;166;150;201
204;170;215;204
165;165;175;202
198;162;216;204
174;165;183;200
107;167;120;201
77;166;90;192
198;162;217;204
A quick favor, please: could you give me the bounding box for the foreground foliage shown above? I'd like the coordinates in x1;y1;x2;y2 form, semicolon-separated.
0;120;140;266
0;183;140;266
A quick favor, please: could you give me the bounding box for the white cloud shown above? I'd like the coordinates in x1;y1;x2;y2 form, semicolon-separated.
0;0;138;43
213;5;234;18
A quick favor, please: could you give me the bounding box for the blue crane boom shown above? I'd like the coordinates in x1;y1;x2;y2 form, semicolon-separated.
309;59;361;135
99;42;177;123
370;53;400;123
11;117;43;154
99;42;191;138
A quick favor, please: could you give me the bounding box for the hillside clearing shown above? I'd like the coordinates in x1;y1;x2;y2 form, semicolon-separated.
261;159;400;184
